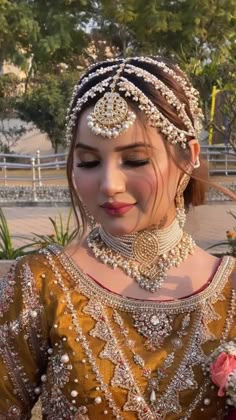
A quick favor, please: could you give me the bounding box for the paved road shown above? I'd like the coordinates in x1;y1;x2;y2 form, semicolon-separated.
2;202;236;253
185;203;235;252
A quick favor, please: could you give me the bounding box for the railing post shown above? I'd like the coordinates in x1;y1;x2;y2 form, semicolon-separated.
31;157;37;201
3;157;7;186
55;157;60;170
225;148;228;176
36;149;42;186
207;147;210;164
206;146;211;174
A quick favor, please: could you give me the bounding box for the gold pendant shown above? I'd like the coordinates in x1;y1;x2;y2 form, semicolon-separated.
139;263;159;281
132;230;159;264
88;92;136;138
94;92;129;126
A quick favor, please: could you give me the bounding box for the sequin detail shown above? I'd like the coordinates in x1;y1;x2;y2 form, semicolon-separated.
0;262;17;317
37;245;236;419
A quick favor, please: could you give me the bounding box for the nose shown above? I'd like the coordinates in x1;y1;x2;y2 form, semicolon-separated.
99;163;126;197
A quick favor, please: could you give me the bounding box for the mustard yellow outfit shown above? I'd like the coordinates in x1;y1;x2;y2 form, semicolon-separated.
0;245;235;420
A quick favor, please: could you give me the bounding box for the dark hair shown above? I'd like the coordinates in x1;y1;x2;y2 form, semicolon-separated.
66;56;207;237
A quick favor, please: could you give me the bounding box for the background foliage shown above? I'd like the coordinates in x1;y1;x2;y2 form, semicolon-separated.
17;72;78;152
0;0;235;152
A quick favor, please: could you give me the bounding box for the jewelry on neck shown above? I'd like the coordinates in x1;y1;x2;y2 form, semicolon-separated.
87;217;196;293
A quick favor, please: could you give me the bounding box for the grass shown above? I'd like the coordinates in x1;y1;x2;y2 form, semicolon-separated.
0;208;37;259
32;208;79;247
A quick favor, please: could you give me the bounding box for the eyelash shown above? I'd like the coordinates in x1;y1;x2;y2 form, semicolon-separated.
76;159;150;169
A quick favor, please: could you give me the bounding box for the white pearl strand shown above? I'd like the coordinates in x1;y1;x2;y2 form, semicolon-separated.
99;217;183;258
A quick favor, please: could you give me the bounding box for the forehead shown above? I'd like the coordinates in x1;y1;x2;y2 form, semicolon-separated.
76;107;164;150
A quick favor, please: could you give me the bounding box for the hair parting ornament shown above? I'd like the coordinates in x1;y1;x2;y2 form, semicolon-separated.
65;56;203;149
87;61;137;138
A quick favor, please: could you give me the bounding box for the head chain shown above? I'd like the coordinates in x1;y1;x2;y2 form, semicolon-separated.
65;56;203;148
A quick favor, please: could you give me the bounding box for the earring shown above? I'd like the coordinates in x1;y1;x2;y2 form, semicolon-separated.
82;203;96;230
175;174;190;228
193;156;200;169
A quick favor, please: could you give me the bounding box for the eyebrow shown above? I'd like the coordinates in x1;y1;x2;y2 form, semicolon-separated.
75;142;153;152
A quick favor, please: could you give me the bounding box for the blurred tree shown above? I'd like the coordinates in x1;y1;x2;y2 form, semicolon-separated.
0;0;38;73
1;0;235;148
89;0;236;61
0;0;90;82
210;71;236;152
16;72;78;153
82;0;235;136
26;0;90;73
0;73;27;152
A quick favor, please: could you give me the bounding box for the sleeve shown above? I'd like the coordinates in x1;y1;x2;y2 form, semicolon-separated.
0;256;49;419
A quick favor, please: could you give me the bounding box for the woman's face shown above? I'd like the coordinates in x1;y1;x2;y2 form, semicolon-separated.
73;107;183;236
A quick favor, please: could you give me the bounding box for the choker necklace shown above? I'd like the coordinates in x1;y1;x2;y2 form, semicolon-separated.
87;218;196;292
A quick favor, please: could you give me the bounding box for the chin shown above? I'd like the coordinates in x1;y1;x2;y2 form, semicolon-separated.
99;219;138;236
99;216;149;236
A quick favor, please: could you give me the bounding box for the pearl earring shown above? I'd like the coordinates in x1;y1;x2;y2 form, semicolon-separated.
193;156;200;169
175;174;190;228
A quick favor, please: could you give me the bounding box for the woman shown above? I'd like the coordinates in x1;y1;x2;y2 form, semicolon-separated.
0;56;235;419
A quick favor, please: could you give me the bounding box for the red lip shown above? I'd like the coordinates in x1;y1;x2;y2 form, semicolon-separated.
100;202;135;216
101;202;135;209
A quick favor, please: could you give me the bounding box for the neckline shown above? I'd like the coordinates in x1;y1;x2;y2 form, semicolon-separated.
85;261;220;301
50;245;235;312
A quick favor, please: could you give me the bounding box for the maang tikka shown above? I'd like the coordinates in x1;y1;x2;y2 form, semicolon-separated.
87;60;136;138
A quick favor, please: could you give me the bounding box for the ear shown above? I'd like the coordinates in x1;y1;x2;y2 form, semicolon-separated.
188;139;200;167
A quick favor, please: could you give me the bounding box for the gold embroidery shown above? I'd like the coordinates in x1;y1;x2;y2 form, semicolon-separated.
38;246;236;419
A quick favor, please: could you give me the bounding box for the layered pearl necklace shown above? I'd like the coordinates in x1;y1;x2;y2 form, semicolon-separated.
87;218;196;292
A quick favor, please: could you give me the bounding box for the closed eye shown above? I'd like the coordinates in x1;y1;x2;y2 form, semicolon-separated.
76;158;150;169
76;160;100;168
124;159;150;167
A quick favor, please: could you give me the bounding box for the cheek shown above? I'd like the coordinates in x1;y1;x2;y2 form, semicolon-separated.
135;163;176;211
73;170;98;203
151;157;179;204
129;169;158;205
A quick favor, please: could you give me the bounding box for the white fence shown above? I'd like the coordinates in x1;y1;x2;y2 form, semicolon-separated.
0;151;67;201
0;150;66;182
0;145;235;188
201;145;236;176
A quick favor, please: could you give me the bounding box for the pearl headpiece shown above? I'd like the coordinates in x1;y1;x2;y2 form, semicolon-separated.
65;56;203;148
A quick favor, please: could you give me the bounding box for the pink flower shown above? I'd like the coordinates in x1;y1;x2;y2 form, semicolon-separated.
210;352;236;397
